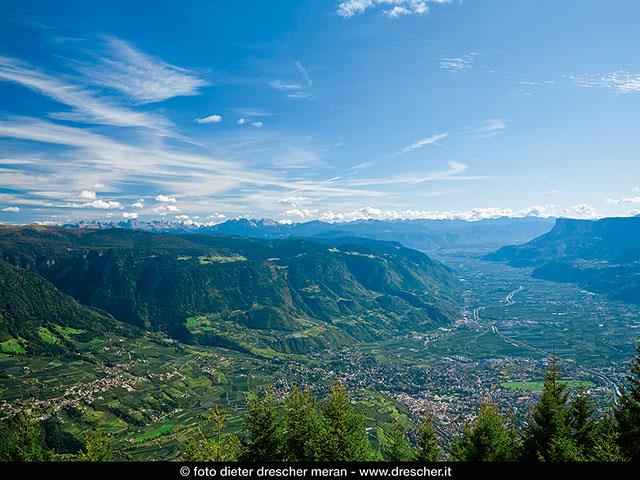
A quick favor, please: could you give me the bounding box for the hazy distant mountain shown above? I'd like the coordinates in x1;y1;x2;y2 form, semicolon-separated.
486;216;640;304
0;226;461;355
64;216;556;253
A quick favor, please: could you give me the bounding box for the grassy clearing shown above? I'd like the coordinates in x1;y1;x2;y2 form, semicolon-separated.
0;338;26;354
37;327;60;344
55;325;86;336
133;423;176;443
501;380;596;391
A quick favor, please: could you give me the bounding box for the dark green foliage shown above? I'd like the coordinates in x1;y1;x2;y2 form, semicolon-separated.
241;389;282;461
42;417;83;455
588;417;626;462
77;430;113;461
568;394;598;456
318;382;375;461
522;359;578;461
182;407;240;461
382;419;414;461
449;404;519;461
0;259;128;355
415;412;441;461
281;386;324;461
615;342;640;460
0;413;54;461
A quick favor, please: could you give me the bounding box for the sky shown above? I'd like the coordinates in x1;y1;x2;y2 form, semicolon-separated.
1;0;640;225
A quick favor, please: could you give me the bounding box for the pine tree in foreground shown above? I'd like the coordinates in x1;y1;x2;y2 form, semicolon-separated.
318;381;376;461
522;358;579;461
615;341;640;461
449;403;519;461
182;406;240;461
77;429;113;461
242;389;281;461
0;412;53;461
281;386;324;461
415;412;441;461
382;418;414;461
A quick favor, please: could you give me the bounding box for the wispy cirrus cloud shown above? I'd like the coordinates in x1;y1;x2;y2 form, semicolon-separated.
0;55;170;130
336;0;451;19
270;61;313;99
77;37;208;104
466;119;507;139
391;132;448;157
346;160;476;187
569;71;640;94
440;52;477;75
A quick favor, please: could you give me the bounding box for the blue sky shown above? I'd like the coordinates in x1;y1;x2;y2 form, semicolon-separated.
1;0;640;225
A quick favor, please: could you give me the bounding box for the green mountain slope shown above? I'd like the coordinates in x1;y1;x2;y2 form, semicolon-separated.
0;259;131;355
0;226;461;355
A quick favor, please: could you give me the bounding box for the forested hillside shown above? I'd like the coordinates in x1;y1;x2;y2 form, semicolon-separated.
0;226;461;355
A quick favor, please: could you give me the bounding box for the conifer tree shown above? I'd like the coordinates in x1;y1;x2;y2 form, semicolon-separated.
0;413;53;461
183;406;240;461
242;389;281;461
568;394;597;457
588;417;626;462
415;412;441;461
382;418;414;461
78;429;113;461
523;358;578;461
318;381;375;461
281;386;324;461
449;404;519;461
615;341;640;461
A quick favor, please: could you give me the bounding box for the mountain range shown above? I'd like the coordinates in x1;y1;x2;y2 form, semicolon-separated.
63;216;556;253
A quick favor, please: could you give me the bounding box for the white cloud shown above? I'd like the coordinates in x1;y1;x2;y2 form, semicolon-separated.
564;203;599;219
570;71;640;94
282;208;318;219
270;61;313;99
0;56;169;130
155;194;176;203
83;199;122;209
122;212;138;219
79;190;96;200
317;204;555;223
195;114;222;124
351;161;375;171
466;119;507;139
337;0;450;19
2;206;20;212
78;37;208;104
237;118;246;125
348;160;470;187
440;53;477;74
605;196;640;205
252;121;264;128
153;204;179;215
393;133;448;156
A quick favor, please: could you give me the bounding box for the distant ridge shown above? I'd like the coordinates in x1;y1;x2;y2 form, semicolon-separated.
486;216;640;304
63;216;556;253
